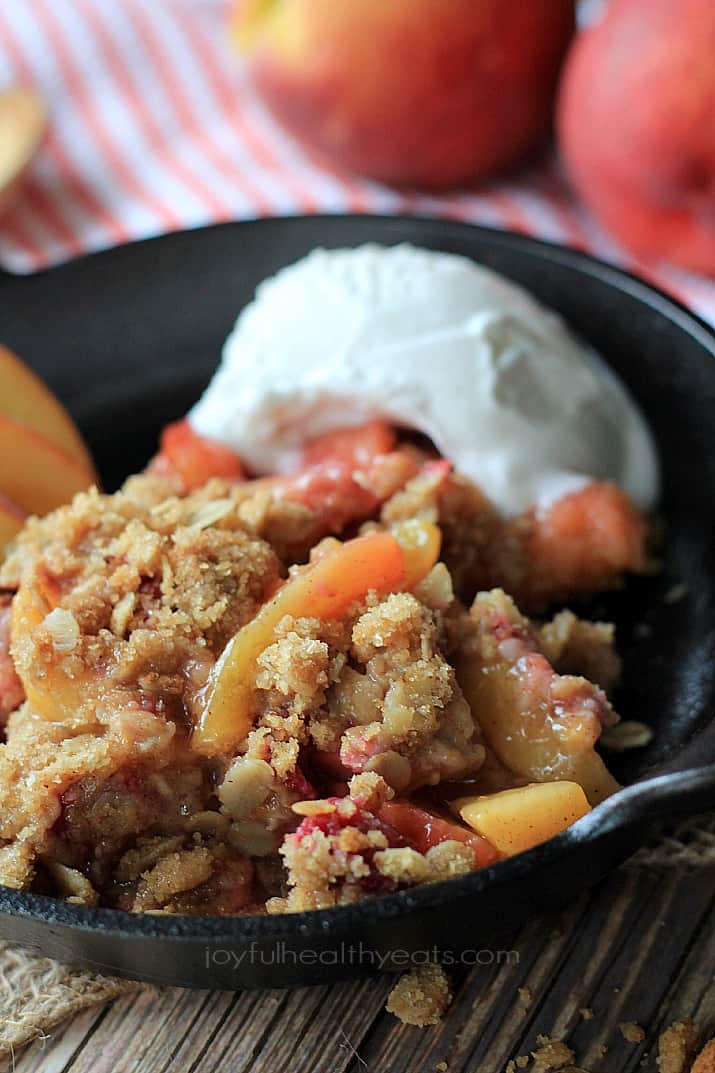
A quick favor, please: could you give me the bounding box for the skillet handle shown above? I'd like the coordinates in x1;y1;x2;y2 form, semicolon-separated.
579;765;715;841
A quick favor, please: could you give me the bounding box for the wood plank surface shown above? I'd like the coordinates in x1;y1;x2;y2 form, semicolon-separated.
5;856;714;1073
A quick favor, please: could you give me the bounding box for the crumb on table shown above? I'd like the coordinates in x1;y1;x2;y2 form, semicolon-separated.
620;1021;646;1043
386;964;452;1027
531;1034;576;1071
505;1058;531;1073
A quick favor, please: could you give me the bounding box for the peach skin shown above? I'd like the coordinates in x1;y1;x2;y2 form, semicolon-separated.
232;0;574;189
558;0;715;277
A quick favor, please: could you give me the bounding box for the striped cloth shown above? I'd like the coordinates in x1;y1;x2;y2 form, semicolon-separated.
1;0;714;327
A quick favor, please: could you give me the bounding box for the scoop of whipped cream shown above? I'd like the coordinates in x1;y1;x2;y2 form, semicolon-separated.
190;244;659;517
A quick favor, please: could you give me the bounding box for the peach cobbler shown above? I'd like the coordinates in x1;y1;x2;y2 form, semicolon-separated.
0;417;649;916
0;245;659;917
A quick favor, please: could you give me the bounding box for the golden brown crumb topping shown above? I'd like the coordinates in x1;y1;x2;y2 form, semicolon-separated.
692;1040;715;1073
657;1019;699;1073
0;452;631;916
2;479;280;733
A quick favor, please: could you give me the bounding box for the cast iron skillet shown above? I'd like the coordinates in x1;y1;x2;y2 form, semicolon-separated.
0;216;714;990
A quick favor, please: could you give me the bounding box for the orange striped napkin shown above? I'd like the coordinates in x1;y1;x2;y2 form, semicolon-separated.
0;0;713;326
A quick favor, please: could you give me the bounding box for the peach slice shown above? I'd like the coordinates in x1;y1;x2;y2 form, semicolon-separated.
457;590;620;806
10;584;91;722
230;0;574;190
0;413;95;518
0;88;47;219
0;345;95;474
192;520;442;755
378;800;499;868
453;781;591;857
0;493;26;554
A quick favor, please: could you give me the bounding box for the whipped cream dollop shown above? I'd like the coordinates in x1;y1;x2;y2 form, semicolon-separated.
190;244;659;516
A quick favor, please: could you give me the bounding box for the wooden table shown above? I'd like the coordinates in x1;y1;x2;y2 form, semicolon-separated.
6;843;714;1073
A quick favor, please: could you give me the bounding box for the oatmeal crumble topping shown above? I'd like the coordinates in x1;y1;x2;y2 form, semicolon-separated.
658;1019;698;1073
0;425;637;917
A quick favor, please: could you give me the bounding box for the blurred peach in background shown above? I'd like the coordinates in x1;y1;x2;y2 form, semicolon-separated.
0;87;46;219
231;0;575;190
559;0;715;277
0;1;713;286
232;0;715;276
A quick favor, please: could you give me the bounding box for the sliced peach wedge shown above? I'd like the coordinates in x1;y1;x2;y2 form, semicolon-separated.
452;782;591;857
0;344;95;475
0;89;47;219
9;582;93;723
0;493;26;552
456;589;619;806
0;412;95;519
192;519;442;755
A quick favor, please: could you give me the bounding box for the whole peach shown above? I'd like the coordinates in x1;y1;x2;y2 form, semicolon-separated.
558;0;715;276
233;0;574;189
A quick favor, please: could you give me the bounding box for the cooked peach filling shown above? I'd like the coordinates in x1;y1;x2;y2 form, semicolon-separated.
0;421;648;915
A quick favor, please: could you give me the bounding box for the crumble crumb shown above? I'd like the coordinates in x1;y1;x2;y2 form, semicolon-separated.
518;986;533;1007
531;1035;575;1071
537;610;621;692
692;1040;715;1073
347;771;394;811
664;582;687;604
291;799;336;817
435;1063;448;1072
579;1007;594;1021
620;1022;646;1044
423;840;477;881
600;720;653;751
657;1019;698;1073
386;964;452;1026
373;846;431;884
